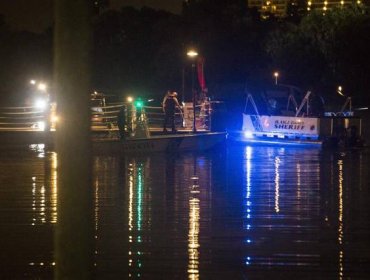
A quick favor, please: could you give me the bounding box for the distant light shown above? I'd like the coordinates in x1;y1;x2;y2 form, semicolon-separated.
274;72;279;78
51;115;59;123
244;131;254;139
127;96;133;103
187;50;198;58
38;83;47;91
35;98;48;110
337;86;345;96
30;80;36;85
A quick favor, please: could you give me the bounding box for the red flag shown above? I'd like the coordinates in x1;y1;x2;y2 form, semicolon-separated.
197;57;206;92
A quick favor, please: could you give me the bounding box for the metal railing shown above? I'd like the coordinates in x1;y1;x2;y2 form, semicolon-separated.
0;101;213;132
0;105;49;131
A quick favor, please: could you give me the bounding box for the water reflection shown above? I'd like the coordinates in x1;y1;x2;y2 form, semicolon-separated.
127;160;145;278
28;145;58;225
1;145;370;279
188;163;200;280
274;155;280;213
337;159;344;279
242;146;322;276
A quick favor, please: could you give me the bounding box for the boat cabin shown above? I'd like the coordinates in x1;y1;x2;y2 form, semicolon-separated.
239;84;363;147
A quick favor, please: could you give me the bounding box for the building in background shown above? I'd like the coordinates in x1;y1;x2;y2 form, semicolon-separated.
248;0;368;19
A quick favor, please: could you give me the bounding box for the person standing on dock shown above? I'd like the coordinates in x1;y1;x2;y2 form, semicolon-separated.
162;91;181;133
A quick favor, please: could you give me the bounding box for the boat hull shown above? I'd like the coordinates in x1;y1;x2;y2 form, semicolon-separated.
0;131;227;153
92;132;227;153
228;130;322;147
230;113;364;148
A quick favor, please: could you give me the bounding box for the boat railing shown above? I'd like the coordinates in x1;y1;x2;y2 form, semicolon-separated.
339;97;352;115
243;93;260;116
0;105;53;131
0;100;213;133
286;94;298;112
143;102;211;131
91;103;123;130
295;91;312;117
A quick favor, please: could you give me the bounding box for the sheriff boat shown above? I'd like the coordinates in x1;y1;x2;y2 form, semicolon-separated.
228;84;364;148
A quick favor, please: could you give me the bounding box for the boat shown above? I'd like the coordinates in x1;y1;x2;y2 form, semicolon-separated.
228;84;364;148
0;91;227;153
93;105;227;153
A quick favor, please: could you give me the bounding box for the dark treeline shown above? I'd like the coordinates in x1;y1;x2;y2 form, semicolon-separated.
0;1;369;108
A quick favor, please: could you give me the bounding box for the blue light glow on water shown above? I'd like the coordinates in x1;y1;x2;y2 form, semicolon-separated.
243;146;253;264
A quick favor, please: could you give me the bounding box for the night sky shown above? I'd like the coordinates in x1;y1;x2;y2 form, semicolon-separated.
0;0;183;33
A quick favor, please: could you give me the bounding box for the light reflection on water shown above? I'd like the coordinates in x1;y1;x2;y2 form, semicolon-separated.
0;145;370;279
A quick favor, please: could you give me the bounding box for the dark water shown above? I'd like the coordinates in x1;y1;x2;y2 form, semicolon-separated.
1;144;370;279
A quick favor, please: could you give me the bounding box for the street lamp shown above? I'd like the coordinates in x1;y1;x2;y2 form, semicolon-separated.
273;72;279;85
337;86;344;96
38;83;47;92
187;49;198;133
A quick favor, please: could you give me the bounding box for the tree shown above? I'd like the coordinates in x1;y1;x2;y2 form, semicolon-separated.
266;5;370;105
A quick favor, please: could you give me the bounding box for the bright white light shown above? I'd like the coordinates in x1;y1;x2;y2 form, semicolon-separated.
51;115;59;123
337;86;345;96
187;50;198;58
36;121;45;131
244;131;254;139
127;96;133;103
30;80;36;85
38;83;47;91
35;99;48;110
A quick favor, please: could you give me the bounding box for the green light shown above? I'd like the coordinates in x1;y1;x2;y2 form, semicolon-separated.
134;100;143;108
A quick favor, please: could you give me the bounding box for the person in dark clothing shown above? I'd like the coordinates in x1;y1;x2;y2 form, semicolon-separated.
162;91;181;133
117;105;127;139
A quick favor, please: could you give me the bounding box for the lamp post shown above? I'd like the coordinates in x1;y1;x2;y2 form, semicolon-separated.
337;86;344;96
273;72;279;85
181;67;185;104
187;49;198;133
